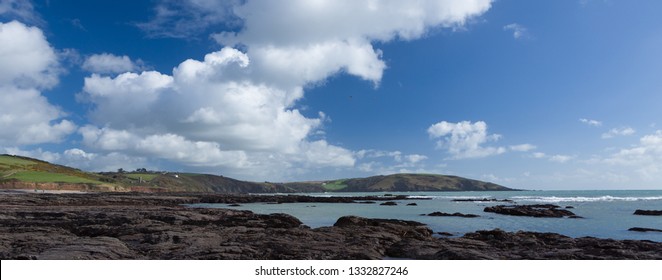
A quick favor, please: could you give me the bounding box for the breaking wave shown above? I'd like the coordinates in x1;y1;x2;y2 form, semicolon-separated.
511;195;662;203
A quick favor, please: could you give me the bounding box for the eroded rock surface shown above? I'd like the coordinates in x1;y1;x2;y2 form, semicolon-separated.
1;193;660;260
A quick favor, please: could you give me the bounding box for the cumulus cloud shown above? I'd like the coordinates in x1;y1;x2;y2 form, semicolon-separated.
0;21;75;145
0;20;59;88
503;23;528;39
213;0;493;85
580;118;602;127
427;121;506;159
78;47;352;177
602;127;636;139
76;1;494;179
82;53;142;74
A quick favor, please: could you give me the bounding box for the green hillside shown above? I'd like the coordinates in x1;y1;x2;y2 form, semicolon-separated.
0;155;108;184
0;154;515;193
280;173;514;192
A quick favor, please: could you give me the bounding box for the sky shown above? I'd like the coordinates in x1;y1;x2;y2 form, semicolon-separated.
1;0;661;190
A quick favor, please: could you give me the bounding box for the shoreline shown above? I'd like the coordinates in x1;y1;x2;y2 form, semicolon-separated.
1;192;660;260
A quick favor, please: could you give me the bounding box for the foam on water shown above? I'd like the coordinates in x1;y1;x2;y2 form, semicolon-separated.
512;195;662;203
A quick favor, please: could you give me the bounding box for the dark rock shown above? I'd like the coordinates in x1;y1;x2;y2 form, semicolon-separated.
0;193;660;260
406;203;418;206
634;210;662;216
427;212;479;218
484;204;580;218
565;206;574;209
380;201;397;206
228;204;241;207
437;232;454;236
628;227;662;233
452;198;514;203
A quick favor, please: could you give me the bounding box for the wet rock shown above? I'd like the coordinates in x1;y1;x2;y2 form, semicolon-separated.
484;204;580;218
426;212;479;218
380;201;397;206
629;227;662;233
634;210;662;216
452;198;514;203
0;193;659;260
406;203;418;206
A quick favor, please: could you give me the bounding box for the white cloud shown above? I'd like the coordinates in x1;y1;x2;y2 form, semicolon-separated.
0;21;59;88
78;48;353;176
604;130;662;179
82;53;141;74
503;23;528;39
214;0;493;86
530;152;574;163
75;1;494;180
580;118;602;127
549;154;574;163
427;120;506;159
0;21;76;145
510;144;536;152
405;154;428;164
602;127;636;139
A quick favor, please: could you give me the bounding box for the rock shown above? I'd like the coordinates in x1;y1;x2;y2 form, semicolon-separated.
452;198;514;203
565;206;575;209
228;204;241;207
437;232;454;236
628;227;662;233
0;193;660;260
380;201;397;206
634;210;662;216
426;212;479;218
406;203;418;206
484;204;580;218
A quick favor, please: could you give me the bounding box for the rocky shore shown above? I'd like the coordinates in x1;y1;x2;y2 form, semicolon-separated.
1;192;660;260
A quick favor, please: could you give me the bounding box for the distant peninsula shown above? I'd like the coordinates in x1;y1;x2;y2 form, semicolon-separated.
0;154;515;193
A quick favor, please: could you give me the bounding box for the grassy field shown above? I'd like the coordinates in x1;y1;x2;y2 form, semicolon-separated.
0;155;38;168
323;180;348;191
7;171;102;184
125;173;159;181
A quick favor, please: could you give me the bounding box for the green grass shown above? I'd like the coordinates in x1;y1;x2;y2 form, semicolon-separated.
125;173;159;181
323;180;348;191
8;171;101;184
0;155;38;167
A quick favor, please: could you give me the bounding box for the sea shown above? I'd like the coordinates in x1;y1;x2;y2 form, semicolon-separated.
189;190;662;242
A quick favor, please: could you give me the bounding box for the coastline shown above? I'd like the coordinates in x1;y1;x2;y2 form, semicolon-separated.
1;192;660;260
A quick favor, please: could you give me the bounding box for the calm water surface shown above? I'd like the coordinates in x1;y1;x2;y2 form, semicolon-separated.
189;190;662;242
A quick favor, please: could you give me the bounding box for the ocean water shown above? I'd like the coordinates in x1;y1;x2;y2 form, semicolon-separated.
189;190;662;242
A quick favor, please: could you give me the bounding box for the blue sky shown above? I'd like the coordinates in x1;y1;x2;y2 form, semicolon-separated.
1;0;661;189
